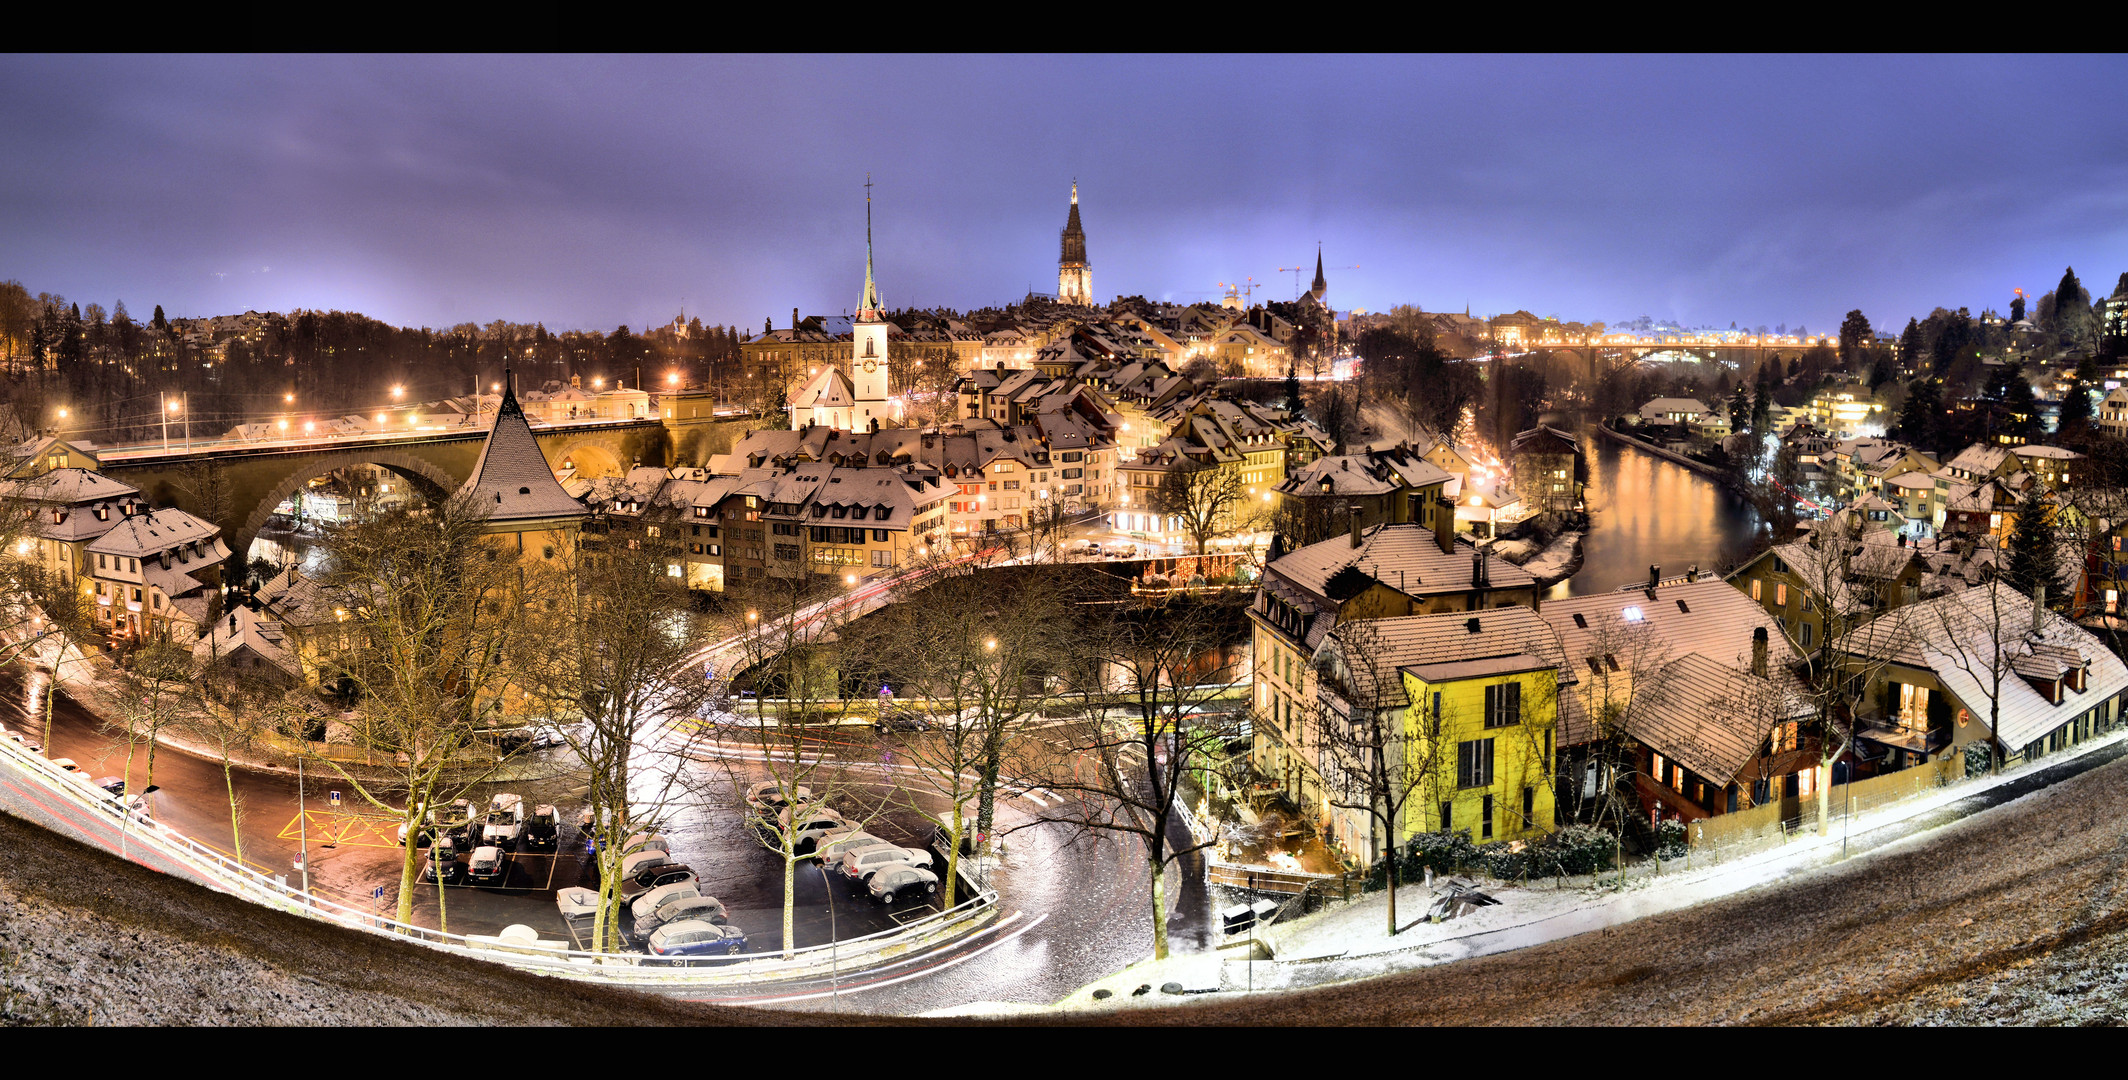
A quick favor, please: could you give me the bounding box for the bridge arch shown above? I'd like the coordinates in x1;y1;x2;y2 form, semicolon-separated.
234;448;461;572
550;438;626;479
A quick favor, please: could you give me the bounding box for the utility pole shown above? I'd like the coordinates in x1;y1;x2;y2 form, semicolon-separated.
297;753;311;898
159;391;169;453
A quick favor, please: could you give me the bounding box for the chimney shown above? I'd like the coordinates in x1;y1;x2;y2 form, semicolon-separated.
1348;504;1364;549
1434;495;1454;555
2033;584;2046;633
792;307;800;331
1649;564;1661;590
1752;626;1769;677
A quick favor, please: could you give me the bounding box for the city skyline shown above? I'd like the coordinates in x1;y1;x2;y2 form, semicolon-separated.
4;54;2128;336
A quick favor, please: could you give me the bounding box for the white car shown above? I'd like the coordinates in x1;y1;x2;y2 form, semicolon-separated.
745;781;812;817
481;794;526;850
834;844;934;882
777;806;849;853
813;828;893;863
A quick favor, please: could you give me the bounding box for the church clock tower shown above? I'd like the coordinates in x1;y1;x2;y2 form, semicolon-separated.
1058;181;1091;306
853;178;893;427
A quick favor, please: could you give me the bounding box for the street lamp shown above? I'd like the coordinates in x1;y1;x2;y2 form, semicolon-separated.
284;393;295;404
391;385;405;398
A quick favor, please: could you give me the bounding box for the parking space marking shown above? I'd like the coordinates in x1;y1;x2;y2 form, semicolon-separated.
276;809;402;850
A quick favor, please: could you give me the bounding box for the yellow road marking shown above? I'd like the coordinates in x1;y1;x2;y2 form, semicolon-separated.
276;809;403;850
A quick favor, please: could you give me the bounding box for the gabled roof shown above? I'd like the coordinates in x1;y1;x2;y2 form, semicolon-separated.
87;507;224;558
789;364;856;410
1267;522;1534;604
1831;582;2128;749
454;378;587;525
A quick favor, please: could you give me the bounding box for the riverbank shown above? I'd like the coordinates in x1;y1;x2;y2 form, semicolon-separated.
1494;529;1583;587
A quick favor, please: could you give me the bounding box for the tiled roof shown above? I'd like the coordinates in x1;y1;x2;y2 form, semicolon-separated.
87;508;224;558
455;380;587;524
1626;652;1805;786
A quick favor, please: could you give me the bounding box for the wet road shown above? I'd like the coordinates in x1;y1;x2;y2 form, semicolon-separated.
3;670;1205;1012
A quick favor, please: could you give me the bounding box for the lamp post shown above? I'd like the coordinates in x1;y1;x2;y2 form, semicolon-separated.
297;752;311;898
816;859;839;1007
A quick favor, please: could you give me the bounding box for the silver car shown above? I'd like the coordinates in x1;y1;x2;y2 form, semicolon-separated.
813;828;892;863
866;864;940;905
834;844;933;882
778;806;849;853
634;893;728;936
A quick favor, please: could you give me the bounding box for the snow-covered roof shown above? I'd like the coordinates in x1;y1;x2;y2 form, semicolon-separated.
454;380;586;525
1830;582;2128;750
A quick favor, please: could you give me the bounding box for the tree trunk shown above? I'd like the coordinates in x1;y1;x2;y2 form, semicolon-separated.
781;842;797;960
975;726;1003;853
221;756;243;866
941;804;963;907
1817;759;1832;836
394;841;420;925
1147;855;1169;961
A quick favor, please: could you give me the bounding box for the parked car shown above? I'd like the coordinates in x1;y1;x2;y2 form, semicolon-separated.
777;806;849;854
466;844;509;884
745;781;812;817
621;848;675;881
555;886;601;921
646;919;748;958
2;727;43;753
49;757;79;772
482;793;526;850
91;776;127;796
814;829;894;863
421;835;467;884
523;804;560;852
835;844;934;882
620;833;670;859
873;708;928;734
400;798;474;848
631;885;728;935
866;864;940;905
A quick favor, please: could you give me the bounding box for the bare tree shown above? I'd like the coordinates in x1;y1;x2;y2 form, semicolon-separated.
1153;463;1257;557
513;529;717;952
1032;590;1247;960
305;493;526;926
1781;518;1920;834
714;568;877;958
849;556;1064;901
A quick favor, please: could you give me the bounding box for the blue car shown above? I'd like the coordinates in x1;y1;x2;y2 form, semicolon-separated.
647;919;748;958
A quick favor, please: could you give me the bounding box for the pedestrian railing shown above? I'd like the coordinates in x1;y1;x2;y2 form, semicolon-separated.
0;731;999;989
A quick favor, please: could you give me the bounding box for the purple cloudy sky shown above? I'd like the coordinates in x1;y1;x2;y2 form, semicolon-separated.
4;54;2127;336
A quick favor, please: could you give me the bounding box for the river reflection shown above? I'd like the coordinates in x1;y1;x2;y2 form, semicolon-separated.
1548;428;1766;598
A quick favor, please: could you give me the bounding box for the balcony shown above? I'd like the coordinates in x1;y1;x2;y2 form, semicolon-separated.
1853;715;1949;757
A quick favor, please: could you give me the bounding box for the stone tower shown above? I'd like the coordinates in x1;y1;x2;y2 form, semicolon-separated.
1058;181;1091;306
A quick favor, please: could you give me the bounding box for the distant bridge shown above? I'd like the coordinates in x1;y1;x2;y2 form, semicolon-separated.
95;411;758;563
1504;333;1840;380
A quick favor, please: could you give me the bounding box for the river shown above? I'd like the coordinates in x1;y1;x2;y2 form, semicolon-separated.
1546;426;1766;599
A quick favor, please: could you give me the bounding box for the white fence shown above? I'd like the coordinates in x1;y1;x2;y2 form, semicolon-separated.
0;731;997;988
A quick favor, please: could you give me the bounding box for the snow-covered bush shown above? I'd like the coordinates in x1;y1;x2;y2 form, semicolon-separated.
1544;824;1617;876
1403;829;1480;873
1655;818;1688;860
1964;741;1993;778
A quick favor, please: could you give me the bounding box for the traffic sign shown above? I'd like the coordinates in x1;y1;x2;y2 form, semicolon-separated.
328;790;341;807
372;885;387;900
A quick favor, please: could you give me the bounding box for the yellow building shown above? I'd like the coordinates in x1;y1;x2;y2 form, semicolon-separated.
1309;606;1570;862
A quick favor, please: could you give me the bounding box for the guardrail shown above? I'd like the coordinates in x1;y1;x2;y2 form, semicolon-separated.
0;730;997;988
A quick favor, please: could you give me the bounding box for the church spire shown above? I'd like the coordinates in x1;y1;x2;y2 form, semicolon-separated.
1059;180;1090;305
858;174;883;322
1310;243;1327;303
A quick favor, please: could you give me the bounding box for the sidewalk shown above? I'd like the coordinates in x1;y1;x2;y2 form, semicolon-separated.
1029;725;2128;1010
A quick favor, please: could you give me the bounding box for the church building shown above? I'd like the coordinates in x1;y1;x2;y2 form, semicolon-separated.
788;186;903;432
1058;181;1091;306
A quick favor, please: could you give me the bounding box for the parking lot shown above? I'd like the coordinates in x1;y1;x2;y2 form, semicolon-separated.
23;677;961;960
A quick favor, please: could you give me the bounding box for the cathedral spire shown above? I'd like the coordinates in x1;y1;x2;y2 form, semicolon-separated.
1310;243;1327;303
1059;180;1090;305
858;174;883;322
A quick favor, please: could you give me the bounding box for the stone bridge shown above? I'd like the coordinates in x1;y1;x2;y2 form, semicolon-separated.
97;415;758;562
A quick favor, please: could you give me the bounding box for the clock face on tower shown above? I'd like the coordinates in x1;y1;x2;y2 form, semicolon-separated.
863;359;877;372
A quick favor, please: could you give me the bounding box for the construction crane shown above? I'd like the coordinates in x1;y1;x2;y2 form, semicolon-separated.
1276;261;1358;300
1217;277;1263;307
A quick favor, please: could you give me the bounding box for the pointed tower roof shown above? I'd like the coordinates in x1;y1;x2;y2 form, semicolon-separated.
456;370;587;524
858;176;884;322
1060;181;1087;266
1310;244;1327;302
